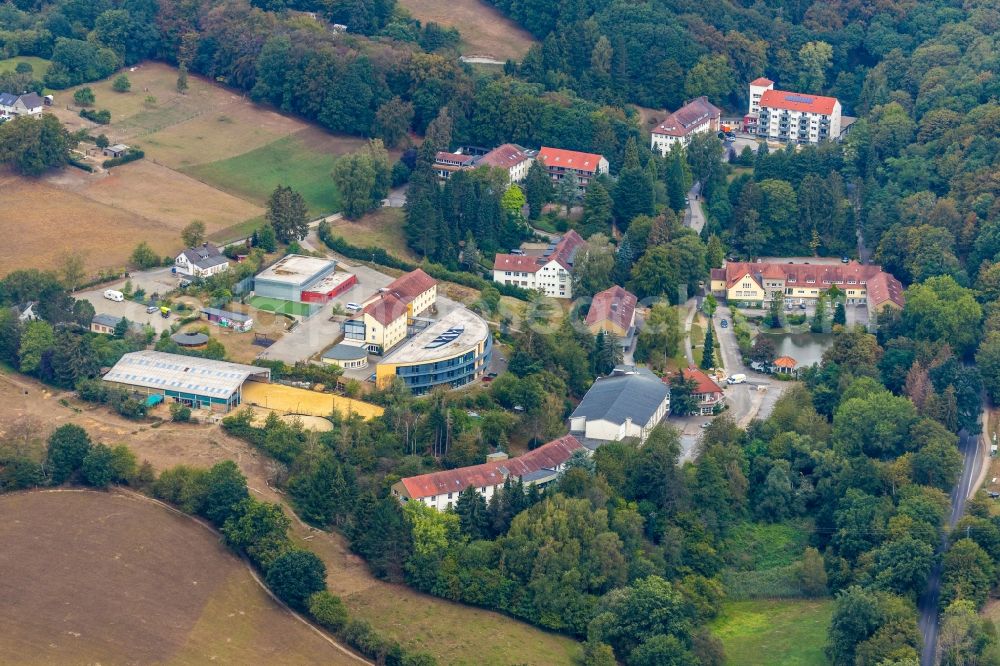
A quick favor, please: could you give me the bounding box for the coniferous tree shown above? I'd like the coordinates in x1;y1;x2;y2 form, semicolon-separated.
612;137;655;230
524;160;553;220
455;486;490;540
701;324;715;370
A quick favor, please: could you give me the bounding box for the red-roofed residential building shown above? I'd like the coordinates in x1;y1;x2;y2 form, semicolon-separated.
650;96;722;155
744;78;842;143
673;367;725;415
586;286;638;348
477;143;535;182
493;230;585;299
708;260;904;324
391;435;584;510
537;147;609;192
433;144;536;182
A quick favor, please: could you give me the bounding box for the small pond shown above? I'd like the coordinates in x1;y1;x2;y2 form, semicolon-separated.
760;331;834;368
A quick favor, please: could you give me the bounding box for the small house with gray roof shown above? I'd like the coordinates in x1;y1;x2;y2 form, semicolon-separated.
0;92;43;118
175;243;230;278
569;365;670;447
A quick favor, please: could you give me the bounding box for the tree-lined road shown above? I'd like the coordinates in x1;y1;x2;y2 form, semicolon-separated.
918;428;984;666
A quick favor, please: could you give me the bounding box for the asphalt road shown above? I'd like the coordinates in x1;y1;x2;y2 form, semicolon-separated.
684;183;707;235
918;428;983;666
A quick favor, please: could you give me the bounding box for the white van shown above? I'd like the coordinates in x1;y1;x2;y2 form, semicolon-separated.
727;374;747;385
104;289;124;302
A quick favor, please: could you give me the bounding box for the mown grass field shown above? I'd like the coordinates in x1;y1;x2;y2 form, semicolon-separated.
710;598;834;666
326;208;417;262
0;56;50;77
185;132;345;216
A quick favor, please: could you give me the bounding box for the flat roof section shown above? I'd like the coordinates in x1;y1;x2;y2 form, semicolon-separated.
379;308;489;366
102;351;270;398
322;342;368;361
304;271;355;295
255;255;336;286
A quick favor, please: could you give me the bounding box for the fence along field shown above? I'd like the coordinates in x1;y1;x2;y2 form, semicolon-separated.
0;490;356;665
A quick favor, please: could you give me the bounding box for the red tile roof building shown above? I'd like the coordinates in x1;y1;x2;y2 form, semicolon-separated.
650;96;722;155
433;144;536;182
586;286;638;341
709;260;904;323
392;435;584;510
673;367;725;415
537;147;609;191
745;78;842;143
493;230;586;299
350;269;438;354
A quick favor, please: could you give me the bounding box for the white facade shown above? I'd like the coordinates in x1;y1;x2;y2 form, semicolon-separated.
0;93;43;118
174;252;230;278
748;80;842;144
493;259;572;299
757;103;842;144
568;401;669;444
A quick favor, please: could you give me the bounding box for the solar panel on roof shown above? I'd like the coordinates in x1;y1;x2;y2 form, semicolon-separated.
785;94;814;103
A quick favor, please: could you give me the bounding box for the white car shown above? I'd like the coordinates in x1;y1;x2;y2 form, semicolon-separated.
345;302;362;312
727;374;747;385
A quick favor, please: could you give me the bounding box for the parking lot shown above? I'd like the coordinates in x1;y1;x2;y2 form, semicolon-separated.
75;267;184;334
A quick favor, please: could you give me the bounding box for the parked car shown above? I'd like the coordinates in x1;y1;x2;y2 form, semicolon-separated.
726;374;747;385
345;302;362;312
178;279;191;288
103;289;124;302
841;256;850;263
799;303;807;309
720;319;728;328
700;422;712;429
146;305;158;314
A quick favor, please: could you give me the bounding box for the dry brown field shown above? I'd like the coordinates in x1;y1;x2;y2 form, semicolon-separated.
0;164;260;279
397;0;535;61
0;490;357;665
0;172;175;277
0;370;581;665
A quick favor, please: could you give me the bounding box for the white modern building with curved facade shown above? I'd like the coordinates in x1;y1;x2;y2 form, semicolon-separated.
375;308;492;394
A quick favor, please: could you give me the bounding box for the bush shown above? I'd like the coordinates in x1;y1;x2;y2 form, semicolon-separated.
73;87;95;106
102;148;144;169
80;108;111;124
81;443;116;488
0;457;44;491
112;74;131;92
265;549;327;612
47;424;92;484
308;591;348;633
170;402;192;422
68;158;94;172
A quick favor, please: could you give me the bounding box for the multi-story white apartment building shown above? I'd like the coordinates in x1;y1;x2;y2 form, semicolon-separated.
492;230;585;299
650;96;721;155
744;77;842;144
